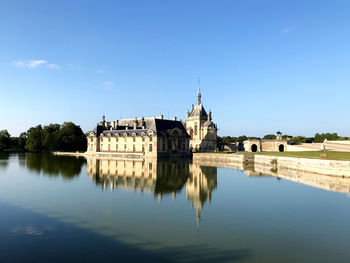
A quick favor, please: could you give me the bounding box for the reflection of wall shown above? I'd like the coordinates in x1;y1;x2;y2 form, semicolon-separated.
194;158;350;194
86;158;217;224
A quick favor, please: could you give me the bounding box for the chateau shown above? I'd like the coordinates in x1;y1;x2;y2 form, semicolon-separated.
86;84;217;157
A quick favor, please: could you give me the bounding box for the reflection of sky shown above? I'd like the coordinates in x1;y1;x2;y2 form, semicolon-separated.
1;154;350;262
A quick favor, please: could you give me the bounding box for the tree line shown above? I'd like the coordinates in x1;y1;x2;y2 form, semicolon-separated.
218;132;349;147
0;122;87;152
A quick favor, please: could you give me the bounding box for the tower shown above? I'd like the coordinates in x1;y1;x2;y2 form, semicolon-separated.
185;82;217;152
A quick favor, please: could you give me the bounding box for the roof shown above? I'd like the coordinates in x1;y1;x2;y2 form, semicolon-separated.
149;119;190;137
92;118;190;138
190;103;208;120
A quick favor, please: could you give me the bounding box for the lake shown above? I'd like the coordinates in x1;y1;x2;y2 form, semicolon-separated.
1;153;350;262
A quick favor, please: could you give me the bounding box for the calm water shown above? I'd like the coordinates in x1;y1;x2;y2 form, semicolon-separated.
1;153;350;262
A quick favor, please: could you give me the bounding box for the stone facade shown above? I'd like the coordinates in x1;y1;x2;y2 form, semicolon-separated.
185;85;218;152
243;138;288;152
87;115;191;157
87;83;218;156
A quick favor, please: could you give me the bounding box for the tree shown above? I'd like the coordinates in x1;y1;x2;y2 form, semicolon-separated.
0;130;11;151
42;124;60;151
18;132;27;149
25;125;43;151
263;134;276;140
56;122;87;152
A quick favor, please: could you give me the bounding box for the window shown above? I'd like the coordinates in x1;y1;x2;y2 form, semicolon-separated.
142;136;145;142
108;144;110;151
124;144;127;151
108;137;111;142
116;137;118;142
133;145;135;152
178;139;182;150
149;144;153;152
162;140;166;151
116;144;118;151
133;137;136;142
149;136;152;142
168;139;171;149
194;124;198;135
142;145;145;152
101;144;103;151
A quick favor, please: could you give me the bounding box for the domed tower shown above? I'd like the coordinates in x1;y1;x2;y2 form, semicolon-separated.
185;82;217;152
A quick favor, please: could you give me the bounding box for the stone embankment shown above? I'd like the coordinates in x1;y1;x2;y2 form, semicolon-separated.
53;151;145;159
193;153;350;177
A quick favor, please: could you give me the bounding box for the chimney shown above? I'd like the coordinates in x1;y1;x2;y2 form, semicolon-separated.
172;117;177;121
112;121;116;129
159;115;163;120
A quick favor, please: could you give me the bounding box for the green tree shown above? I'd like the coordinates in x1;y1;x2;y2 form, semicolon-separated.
42;124;60;151
0;130;11;151
56;122;87;152
26;125;43;151
18;132;27;149
263;134;276;140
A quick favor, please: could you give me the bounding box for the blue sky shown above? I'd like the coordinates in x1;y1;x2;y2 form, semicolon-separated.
1;0;349;137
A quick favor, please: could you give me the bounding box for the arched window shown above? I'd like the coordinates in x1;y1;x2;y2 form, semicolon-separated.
194;124;198;136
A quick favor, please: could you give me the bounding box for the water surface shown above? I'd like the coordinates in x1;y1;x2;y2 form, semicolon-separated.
1;153;350;262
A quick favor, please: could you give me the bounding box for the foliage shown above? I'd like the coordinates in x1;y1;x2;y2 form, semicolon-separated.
314;133;339;143
263;134;276;140
42;124;61;151
56;122;87;152
0;130;11;151
25;125;43;151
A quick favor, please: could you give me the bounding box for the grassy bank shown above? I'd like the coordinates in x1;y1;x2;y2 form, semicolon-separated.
237;151;350;161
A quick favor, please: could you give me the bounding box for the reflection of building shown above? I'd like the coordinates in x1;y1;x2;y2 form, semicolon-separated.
87;158;217;224
187;165;217;225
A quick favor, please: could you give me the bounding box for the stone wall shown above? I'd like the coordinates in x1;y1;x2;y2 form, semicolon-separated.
193;153;350;177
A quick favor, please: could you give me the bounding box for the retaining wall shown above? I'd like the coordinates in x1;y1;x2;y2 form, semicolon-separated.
193;153;350;177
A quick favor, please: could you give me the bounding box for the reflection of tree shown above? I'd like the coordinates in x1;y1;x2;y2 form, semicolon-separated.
0;152;10;170
25;153;85;179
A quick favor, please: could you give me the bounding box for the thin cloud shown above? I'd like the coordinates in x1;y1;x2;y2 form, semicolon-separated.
104;81;115;89
13;59;47;69
13;59;60;70
282;25;295;33
97;69;104;73
46;64;60;70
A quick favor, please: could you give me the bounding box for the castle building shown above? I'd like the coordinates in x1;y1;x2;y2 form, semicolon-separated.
87;83;218;156
87;115;191;157
185;84;218;152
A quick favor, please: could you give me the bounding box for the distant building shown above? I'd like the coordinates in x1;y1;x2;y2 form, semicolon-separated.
243;135;288;152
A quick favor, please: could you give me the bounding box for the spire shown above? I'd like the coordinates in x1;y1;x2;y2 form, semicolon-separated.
208;110;212;121
197;78;201;105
